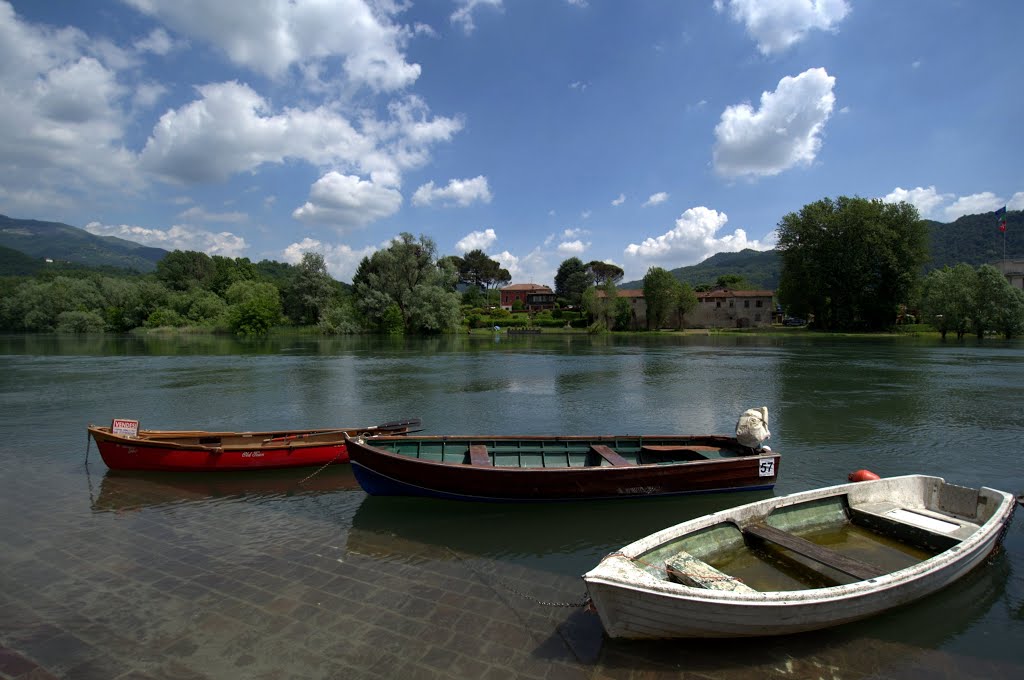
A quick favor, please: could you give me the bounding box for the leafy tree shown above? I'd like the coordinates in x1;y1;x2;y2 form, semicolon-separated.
224;280;283;336
921;264;975;340
587;261;624;286
55;310;106;333
155;250;216;291
971;265;1009;338
613;297;633;330
555;257;591;312
715;274;751;290
643;267;681;329
210;255;257;296
283;252;336;325
675;282;698;329
461;285;485;308
351;233;461;334
0;276;105;331
992;287;1024;339
451;249;506;290
182;289;228;326
145;307;187;328
777;196;928;331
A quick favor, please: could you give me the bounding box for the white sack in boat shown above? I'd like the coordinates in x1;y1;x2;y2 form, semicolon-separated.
735;406;770;448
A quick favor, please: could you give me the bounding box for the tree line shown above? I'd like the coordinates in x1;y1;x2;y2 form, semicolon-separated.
2;198;1021;337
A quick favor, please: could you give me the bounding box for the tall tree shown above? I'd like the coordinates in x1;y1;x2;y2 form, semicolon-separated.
921;264;975;340
643;267;680;329
155;250;216;291
554;257;591;310
675;282;698;329
352;233;461;334
283;252;336;325
776;196;928;331
587;260;624;286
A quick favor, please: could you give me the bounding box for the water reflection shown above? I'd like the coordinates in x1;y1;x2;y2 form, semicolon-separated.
346;491;773;573
90;466;361;513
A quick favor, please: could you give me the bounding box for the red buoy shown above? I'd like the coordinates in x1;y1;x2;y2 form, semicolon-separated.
848;469;880;482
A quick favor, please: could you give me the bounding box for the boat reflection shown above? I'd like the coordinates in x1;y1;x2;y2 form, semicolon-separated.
90;465;361;513
346;489;774;570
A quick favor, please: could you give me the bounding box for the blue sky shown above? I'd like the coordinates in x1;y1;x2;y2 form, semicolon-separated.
2;1;1022;285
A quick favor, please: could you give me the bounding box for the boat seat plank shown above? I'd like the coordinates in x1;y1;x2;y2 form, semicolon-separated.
666;551;756;593
590;444;632;467
743;523;886;581
468;444;492;466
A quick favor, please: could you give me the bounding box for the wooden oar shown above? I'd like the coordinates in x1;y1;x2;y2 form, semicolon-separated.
262;417;421;443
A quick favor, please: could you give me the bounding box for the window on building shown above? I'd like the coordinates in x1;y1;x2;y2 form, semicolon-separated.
744;300;750;308
716;301;721;308
756;300;763;308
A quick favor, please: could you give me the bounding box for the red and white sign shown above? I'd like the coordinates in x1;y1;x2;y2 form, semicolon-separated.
111;418;139;438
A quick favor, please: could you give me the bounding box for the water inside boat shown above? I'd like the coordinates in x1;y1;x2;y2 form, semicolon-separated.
641;494;944;592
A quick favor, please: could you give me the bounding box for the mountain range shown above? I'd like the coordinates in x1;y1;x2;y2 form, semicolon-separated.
0;215;168;273
1;210;1020;287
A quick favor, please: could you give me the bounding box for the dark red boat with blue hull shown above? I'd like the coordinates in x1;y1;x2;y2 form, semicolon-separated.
344;434;779;502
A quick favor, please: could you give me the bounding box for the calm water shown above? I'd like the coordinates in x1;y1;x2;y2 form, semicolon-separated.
1;332;1022;679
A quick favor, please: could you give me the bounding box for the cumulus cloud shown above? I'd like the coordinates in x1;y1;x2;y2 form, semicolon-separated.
611;193;625;206
84;220;248;256
139;84;461;188
882;186;952;220
455;228;498;253
282;237;377;282
292;171;403;229
643;192;669;207
178;205;248;223
715;0;851;55
493;247;554;286
713;67;835;178
943;192;1004;221
557;239;589;255
623;206;771;277
122;0;420;90
451;0;503;35
412;175;492;207
882;186;1022;221
0;3;140;204
133;28;180;56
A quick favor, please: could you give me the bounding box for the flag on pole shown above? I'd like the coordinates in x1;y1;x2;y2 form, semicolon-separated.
995;206;1007;232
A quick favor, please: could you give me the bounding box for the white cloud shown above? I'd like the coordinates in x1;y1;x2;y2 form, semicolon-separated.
713;67;835;178
0;4;140;203
643;192;669;207
557;239;589;255
451;0;503;35
715;0;851;55
611;193;625;206
292;172;402;229
493;247;554;287
177;206;248;223
122;0;420;90
623;206;771;279
883;186;1024;221
412;175;492;207
84;220;248;256
282;237;377;282
133;28;180;56
943;192;1004;221
139;84;461;187
882;186;952;220
455;228;498;253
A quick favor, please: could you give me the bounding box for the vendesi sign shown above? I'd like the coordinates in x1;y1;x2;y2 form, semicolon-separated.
111;418;139;438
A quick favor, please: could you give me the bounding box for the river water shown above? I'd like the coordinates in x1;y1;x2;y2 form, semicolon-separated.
0;332;1021;679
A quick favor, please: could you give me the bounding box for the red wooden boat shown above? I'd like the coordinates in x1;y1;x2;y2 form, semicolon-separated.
87;418;420;472
344;433;780;502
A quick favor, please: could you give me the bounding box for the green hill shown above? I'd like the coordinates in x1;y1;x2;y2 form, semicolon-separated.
621;249;781;290
620;209;1022;291
0;245;45;276
0;215;168;273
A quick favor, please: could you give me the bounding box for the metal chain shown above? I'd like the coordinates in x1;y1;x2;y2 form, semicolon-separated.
296;449;346;486
494;581;591;608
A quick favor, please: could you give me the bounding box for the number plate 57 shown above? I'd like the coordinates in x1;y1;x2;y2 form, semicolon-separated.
758;458;776;477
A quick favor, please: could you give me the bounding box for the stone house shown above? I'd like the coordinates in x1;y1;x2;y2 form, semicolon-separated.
598;288;776;329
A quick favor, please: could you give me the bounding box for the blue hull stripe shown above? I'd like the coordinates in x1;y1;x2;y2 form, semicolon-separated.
350;461;775;503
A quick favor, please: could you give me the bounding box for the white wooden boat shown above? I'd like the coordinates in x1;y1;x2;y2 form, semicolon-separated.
583;475;1016;638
